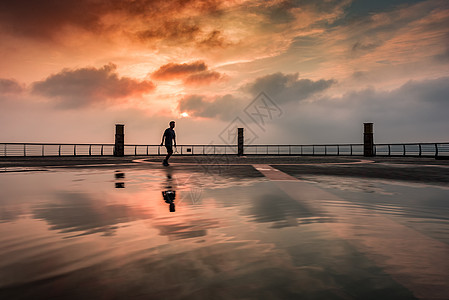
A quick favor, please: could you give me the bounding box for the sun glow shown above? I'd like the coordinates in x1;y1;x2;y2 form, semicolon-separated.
180;112;189;118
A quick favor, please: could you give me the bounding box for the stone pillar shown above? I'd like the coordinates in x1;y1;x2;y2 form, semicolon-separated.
114;124;124;157
237;128;244;156
363;122;374;157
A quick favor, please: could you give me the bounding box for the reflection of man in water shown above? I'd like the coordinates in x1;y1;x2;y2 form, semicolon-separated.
160;121;176;166
162;168;176;212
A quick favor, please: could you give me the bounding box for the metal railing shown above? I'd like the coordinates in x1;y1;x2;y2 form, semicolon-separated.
0;142;448;157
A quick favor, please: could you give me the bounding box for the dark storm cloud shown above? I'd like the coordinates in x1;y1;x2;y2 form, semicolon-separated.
0;0;226;42
178;94;241;120
242;73;335;103
151;61;207;80
32;63;155;108
0;0;105;40
0;78;24;95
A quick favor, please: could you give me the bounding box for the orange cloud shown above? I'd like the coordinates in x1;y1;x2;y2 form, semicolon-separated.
184;71;226;86
151;61;226;86
0;78;24;95
151;61;207;80
32;63;155;108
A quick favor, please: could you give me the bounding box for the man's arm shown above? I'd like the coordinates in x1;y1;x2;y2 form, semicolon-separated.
160;131;165;145
173;132;176;146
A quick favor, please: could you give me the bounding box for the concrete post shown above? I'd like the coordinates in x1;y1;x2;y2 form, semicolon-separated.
237;128;244;156
114;124;124;157
363;122;374;157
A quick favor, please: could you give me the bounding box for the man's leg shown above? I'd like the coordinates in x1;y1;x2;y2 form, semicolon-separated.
164;146;173;165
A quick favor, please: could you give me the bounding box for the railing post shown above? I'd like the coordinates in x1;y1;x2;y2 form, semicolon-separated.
325;145;327;156
158;146;160;155
418;144;422;157
203;145;205;155
403;144;406;156
42;145;44;157
388;144;391;156
363;123;374;157
350;144;353;156
59;145;61;156
101;145;104;156
337;145;340;156
24;144;26;157
135;145;137;156
237;128;244;156
435;143;439;157
146;145;149;156
89;145;92;156
114;124;125;157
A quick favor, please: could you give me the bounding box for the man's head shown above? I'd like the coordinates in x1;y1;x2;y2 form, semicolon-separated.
169;121;175;128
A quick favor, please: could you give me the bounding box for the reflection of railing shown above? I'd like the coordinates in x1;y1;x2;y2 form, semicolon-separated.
0;142;448;157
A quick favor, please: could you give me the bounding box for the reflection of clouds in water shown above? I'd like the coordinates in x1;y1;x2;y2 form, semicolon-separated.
247;193;324;228
112;240;322;299
0;205;26;223
303;176;395;195
32;192;152;237
201;181;331;228
153;218;220;241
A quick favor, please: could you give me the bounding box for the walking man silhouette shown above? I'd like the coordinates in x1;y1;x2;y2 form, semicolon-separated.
161;121;176;166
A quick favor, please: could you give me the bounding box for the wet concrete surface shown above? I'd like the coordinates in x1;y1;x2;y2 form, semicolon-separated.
1;155;448;185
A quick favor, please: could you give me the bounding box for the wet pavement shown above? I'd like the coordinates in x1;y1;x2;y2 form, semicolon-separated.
0;156;448;299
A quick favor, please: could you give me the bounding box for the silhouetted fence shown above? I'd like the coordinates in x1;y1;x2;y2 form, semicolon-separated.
1;142;448;157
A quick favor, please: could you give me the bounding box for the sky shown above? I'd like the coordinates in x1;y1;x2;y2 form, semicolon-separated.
0;0;448;145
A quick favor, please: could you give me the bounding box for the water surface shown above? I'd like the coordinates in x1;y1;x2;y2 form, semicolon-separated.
0;167;448;299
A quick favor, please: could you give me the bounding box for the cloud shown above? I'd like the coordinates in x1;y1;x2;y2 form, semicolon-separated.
277;76;449;143
242;72;335;103
0;78;24;95
178;72;335;120
32;63;155;108
151;60;225;86
137;19;202;44
0;0;104;40
196;30;232;48
178;94;242;120
151;61;207;80
184;71;226;86
0;0;225;39
0;0;353;62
